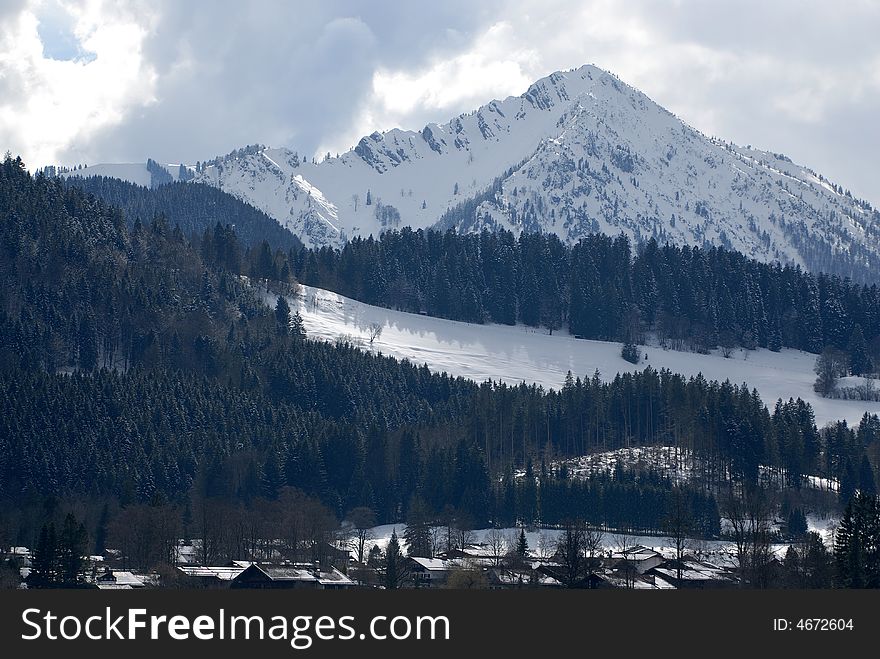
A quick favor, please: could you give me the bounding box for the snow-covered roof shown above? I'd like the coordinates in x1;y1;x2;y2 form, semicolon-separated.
409;557;454;571
258;566;315;581
178;566;247;581
315;568;355;586
653;563;735;583
97;570;145;587
612;545;662;560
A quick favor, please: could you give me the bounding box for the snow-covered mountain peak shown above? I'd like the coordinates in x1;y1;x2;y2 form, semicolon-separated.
61;64;880;280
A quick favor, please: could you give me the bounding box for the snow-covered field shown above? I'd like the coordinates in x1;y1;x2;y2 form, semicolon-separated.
275;285;880;427
556;446;839;492
360;517;836;562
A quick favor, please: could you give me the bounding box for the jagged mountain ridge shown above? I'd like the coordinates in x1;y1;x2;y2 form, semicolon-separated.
65;64;880;280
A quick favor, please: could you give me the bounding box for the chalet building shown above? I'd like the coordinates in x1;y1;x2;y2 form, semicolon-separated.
95;568;146;589
648;559;739;589
407;557;456;587
440;545;496;567
315;567;358;589
609;545;664;574
177;561;251;588
230;563;355;589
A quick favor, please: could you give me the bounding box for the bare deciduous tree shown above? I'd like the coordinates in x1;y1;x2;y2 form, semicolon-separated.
665;488;693;582
454;514;476;553
724;487;774;588
814;347;848;397
537;532;555;561
614;530;637;588
345;506;376;565
584;526;604;585
555;521;588;587
485;528;507;567
367;322;383;345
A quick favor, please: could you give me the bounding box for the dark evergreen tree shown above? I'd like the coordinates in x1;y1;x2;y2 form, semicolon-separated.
848;325;872;376
858;454;876;496
290;310;306;340
383;530;406;589
516;527;529;557
275;296;291;336
834;492;880;588
621;341;641;364
260;449;284;500
786;507;807;538
404;495;433;559
58;513;87;585
30;523;59;588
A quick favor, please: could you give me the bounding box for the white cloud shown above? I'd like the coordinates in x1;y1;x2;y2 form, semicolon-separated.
0;0;156;166
1;0;878;205
318;21;538;157
372;23;536;115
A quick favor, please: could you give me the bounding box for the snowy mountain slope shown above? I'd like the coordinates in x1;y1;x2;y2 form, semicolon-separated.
59;160;190;188
268;284;880;427
59;162;156;187
188;64;878;280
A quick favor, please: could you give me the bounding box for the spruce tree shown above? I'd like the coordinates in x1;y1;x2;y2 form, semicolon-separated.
858;455;876;496
848;325;872;376
58;513;87;585
260;449;283;500
31;523;59;587
834;492;880;588
383;530;405;589
621;341;641;364
786;507;807;538
404;495;433;558
290;310;306;340
274;296;291;336
768;316;782;352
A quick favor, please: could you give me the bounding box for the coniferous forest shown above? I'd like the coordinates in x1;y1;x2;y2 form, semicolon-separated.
64;174;304;251
2;155;880;587
292;229;880;361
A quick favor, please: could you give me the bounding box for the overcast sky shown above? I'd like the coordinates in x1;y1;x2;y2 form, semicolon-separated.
1;0;878;205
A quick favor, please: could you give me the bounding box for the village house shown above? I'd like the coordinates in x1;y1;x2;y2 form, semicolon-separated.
648;558;739;589
230;563;356;589
407;557;457;587
609;545;665;574
95;568;147;589
176;561;251;588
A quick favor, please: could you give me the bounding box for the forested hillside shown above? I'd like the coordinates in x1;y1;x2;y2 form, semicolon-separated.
1;155;878;570
64;175;303;251
293;229;880;365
